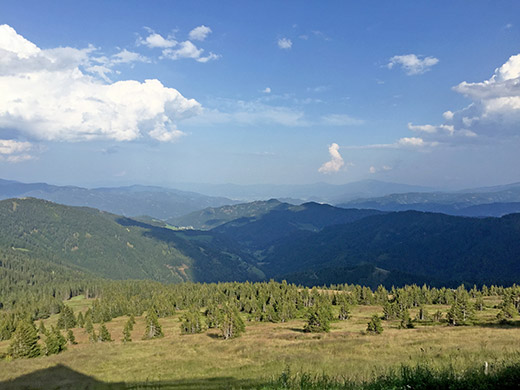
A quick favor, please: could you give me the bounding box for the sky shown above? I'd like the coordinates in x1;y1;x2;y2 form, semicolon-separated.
0;1;519;189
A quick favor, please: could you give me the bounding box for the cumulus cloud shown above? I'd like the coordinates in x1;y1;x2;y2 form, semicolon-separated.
318;143;345;174
407;53;520;144
262;87;271;94
189;25;212;41
0;24;202;144
139;28;219;63
137;31;177;48
278;38;292;49
387;54;439;75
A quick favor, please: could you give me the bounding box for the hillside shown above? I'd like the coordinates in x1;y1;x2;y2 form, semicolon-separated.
0;179;237;220
169;199;285;229
260;211;520;286
0;198;263;284
212;202;384;250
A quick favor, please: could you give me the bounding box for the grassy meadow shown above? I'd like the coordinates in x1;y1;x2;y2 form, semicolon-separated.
1;295;520;389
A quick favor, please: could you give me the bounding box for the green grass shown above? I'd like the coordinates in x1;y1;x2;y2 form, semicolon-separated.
1;298;520;389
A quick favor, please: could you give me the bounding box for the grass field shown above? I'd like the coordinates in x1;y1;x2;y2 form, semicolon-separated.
1;296;519;389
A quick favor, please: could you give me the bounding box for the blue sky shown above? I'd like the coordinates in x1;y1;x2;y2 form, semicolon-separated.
0;1;519;189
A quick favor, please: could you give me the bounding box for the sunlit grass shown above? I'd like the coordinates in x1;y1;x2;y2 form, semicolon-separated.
1;296;519;388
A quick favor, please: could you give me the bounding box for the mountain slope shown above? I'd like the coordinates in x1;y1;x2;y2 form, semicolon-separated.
0;198;263;283
0;179;237;220
170;199;288;230
212;202;384;250
261;211;520;285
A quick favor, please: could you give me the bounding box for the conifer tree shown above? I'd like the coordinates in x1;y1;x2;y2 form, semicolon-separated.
218;304;245;340
77;312;85;328
338;300;350;321
366;315;383;334
304;301;333;333
98;323;112;342
45;326;67;355
57;306;76;330
38;320;48;336
128;314;136;330
8;319;40;359
122;321;132;343
85;316;94;334
143;309;163;339
67;329;77;345
180;308;206;334
399;309;414;329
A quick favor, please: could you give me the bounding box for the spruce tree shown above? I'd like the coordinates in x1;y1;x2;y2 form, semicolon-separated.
180;308;206;334
338;301;350;321
143;309;163;340
8;319;40;359
77;312;85;328
399;309;414;329
67;329;77;345
218;305;245;340
366;315;383;334
122;321;132;343
304;302;332;333
98;323;112;342
85;316;94;334
57;306;77;330
45;326;67;355
38;320;48;336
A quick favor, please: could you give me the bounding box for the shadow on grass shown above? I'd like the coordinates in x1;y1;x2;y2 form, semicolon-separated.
0;364;265;390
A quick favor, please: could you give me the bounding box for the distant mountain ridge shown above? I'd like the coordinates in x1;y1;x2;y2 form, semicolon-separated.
0;179;237;220
337;184;520;217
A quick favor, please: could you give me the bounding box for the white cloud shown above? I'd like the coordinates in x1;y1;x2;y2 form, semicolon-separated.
278;38;292;49
321;114;364;126
111;49;149;64
138;31;177;48
410;53;520;143
0;24;201;144
344;137;438;150
161;40;219;63
189;25;212;41
408;122;454;135
262;87;271;94
387;54;439;75
318;143;345;174
369;166;377;174
0;139;33;163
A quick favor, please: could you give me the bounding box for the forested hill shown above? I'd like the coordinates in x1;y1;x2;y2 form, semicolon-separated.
0;198;264;284
258;211;520;286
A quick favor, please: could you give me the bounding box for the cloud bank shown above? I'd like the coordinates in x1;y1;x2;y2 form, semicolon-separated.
0;24;202;152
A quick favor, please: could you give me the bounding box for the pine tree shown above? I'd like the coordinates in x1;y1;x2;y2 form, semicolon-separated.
122;321;132;343
338;301;351;321
98;323;112;342
366;315;383;334
399;309;414;329
143;309;163;340
85;316;94;334
77;312;85;328
38;320;48;336
304;301;333;333
57;305;76;330
128;314;136;330
67;329;77;345
180;308;206;334
45;326;67;355
8;319;40;359
218;305;245;340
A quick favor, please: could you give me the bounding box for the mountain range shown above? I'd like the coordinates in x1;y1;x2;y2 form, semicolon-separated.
2;196;520;289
